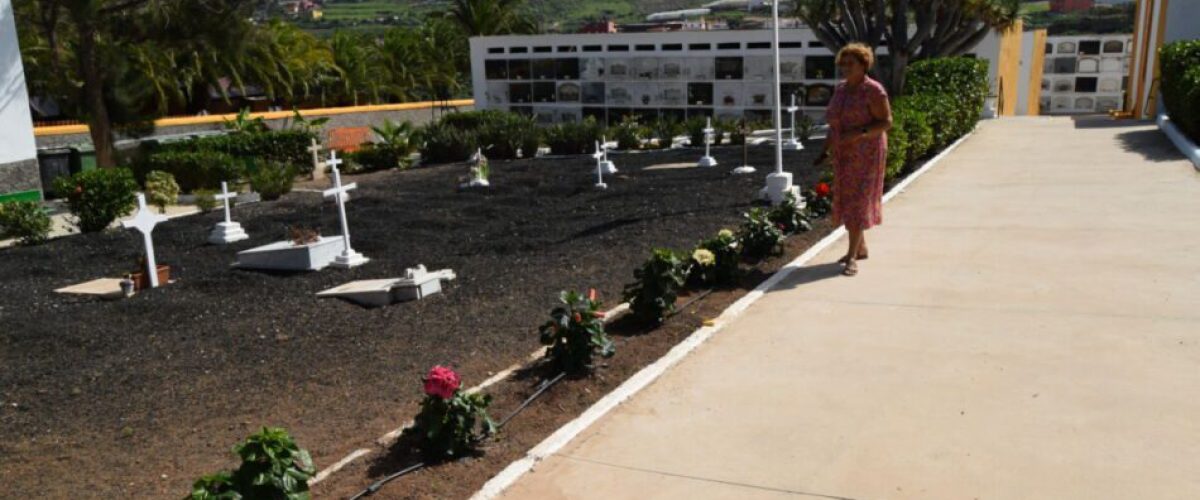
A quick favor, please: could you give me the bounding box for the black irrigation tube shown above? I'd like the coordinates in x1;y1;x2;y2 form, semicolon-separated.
349;287;717;498
347;372;568;499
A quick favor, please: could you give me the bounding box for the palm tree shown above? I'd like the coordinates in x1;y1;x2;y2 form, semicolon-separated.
446;0;538;37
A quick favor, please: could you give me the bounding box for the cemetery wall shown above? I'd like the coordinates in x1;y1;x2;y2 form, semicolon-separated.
468;29;1006;127
0;0;41;198
33;101;474;149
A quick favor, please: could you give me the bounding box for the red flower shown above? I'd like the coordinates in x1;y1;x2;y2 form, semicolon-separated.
74;185;83;195
815;182;831;198
572;312;583;323
423;365;461;400
587;288;597;301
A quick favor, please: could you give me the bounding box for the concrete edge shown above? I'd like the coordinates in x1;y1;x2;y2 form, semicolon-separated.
1156;112;1200;171
468;126;980;500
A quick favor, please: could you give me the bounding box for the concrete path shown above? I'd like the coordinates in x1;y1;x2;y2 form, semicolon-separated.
498;117;1200;500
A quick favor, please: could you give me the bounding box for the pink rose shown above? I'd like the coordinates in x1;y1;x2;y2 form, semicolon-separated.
423;365;461;400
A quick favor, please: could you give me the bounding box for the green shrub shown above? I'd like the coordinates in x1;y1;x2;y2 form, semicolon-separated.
144;171;180;213
411;365;495;460
249;161;296;201
648;117;684;149
610;115;646;150
1160;39;1200;142
188;427;315;500
538;290;615;373
477;112;540;160
768;192;811;234
53;168;138;233
349;144;411;172
905;57;989;142
794;114;815;142
136;150;242;193
418;122;476;164
738;208;785;260
418;110;540;162
0;201;52;246
543;117;604;155
148;129;314;176
623;249;690;325
193;189;218;213
689;229;741;288
685;116;709;147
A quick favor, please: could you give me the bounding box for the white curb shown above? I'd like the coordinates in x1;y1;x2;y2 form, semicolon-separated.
470;126;980;500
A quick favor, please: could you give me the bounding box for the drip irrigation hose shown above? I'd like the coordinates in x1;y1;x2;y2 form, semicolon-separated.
347;371;567;499
668;288;715;318
346;288;716;499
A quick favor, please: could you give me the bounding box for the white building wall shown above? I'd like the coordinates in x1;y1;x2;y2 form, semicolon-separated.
0;0;40;196
469;29;1004;126
1039;33;1133;115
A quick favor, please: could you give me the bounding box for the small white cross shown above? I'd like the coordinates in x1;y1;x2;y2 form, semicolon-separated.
326;149;343;171
214;181;237;225
323;155;366;267
122;193;169;288
592;141;604;161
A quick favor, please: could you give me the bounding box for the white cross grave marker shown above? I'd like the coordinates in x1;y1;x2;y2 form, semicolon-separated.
308;138;326;180
698;117;718;167
323;151;369;268
208;181;249;244
782;94;804;151
122;193;169;288
599;135;617;175
592;141;608;189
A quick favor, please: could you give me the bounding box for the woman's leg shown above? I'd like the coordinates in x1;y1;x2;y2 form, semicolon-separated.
858;233;868;259
843;227;863;275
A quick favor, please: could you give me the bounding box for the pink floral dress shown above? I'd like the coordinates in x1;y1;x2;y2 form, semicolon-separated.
826;77;888;231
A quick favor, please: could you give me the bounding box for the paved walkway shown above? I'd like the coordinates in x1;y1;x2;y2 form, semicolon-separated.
499;117;1200;500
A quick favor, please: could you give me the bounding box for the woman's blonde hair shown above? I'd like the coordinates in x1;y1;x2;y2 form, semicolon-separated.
836;43;875;69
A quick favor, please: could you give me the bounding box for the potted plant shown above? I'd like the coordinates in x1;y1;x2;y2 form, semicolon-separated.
130;255;171;291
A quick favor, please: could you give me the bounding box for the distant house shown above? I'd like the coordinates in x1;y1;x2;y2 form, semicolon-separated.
1050;0;1096;13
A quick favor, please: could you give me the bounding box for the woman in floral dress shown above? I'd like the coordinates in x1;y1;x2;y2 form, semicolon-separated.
815;43;892;276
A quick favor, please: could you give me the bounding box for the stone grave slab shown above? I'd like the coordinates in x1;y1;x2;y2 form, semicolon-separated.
54;278;124;299
317;266;456;307
645;162;696;171
236;236;346;271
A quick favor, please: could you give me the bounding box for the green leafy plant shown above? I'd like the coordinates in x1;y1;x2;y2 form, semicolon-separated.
188;427;315;500
623;249;690;324
249;162;296;201
610;115;646;150
193;189;218;213
224;108;269;134
349;144;411;172
53;168;138;233
1160;39;1200;142
768;192;812;234
543;117;604;155
539;290;615;374
649;117;684;149
144;170;180;213
689;229;740;287
685;116;709;147
476;112;540;160
417;122;476;164
738;208;785;260
0;201;52;246
146;130;314;178
288;108;329;135
411;365;496;460
136;150;243;193
795;114;815;142
803;182;833;218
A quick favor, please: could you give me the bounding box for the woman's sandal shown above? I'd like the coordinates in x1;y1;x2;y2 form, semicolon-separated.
837;253;869;265
842;260;859;276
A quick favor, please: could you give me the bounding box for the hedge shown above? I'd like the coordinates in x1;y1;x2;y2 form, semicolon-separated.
1160;40;1200;142
884;57;989;182
419;110;540;162
543;117;605;155
138;129;314;189
134;150;242;193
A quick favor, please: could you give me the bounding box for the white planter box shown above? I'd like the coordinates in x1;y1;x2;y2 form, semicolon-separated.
236;236;346;271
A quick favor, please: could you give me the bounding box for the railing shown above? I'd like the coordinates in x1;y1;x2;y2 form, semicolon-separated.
33;99;474;137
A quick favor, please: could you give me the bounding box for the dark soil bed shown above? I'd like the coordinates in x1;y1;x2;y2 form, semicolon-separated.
0;143;826;499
